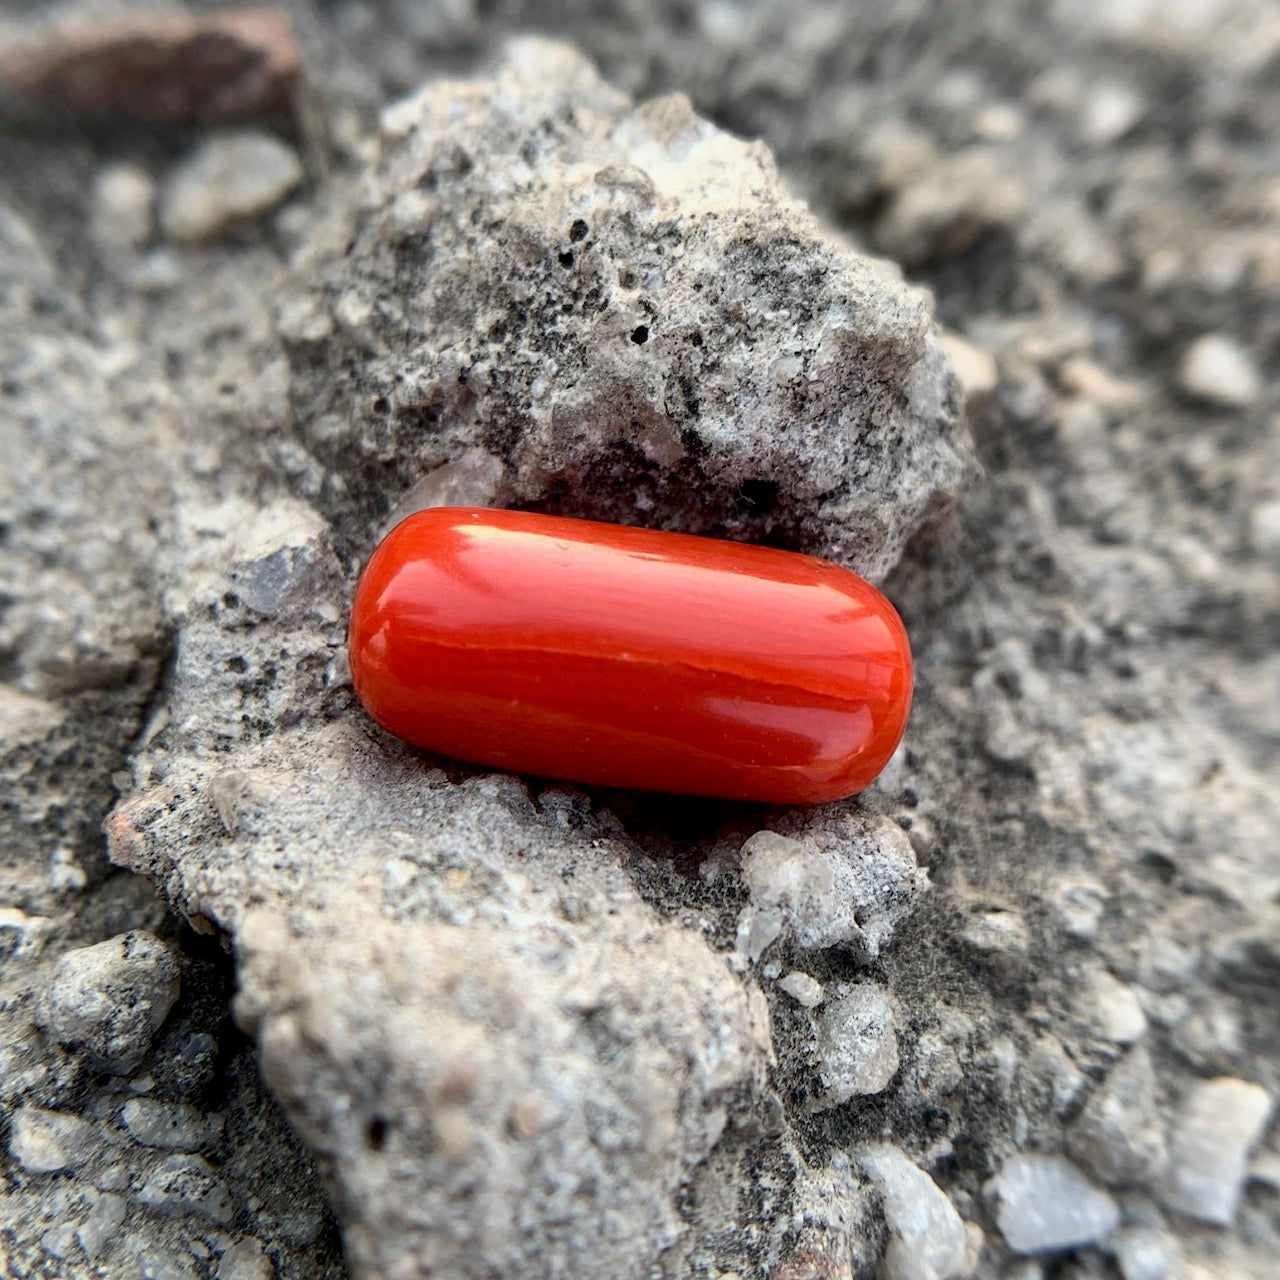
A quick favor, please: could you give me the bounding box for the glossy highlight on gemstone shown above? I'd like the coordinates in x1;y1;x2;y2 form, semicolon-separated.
348;508;913;804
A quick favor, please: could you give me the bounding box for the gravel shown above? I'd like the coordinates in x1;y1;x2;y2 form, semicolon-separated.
37;932;180;1075
814;983;900;1105
1160;1076;1273;1226
1067;1045;1168;1186
858;1144;970;1280
987;1154;1120;1256
160;131;303;244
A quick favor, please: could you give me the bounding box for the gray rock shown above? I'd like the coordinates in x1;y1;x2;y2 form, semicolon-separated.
38;932;180;1074
1067;1045;1167;1186
987;1154;1120;1255
137;1154;234;1225
113;741;773;1280
92;163;155;250
1110;1226;1176;1280
1076;969;1147;1045
1177;334;1261;408
777;971;824;1008
815;983;899;1106
161;131;303;244
1248;499;1280;561
738;817;925;963
76;1192;128;1260
8;1105;98;1173
285;38;972;581
1160;1077;1272;1225
858;1144;969;1280
122;1098;223;1151
218;1238;275;1280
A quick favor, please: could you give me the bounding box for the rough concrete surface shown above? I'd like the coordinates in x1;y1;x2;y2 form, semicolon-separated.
0;3;1277;1280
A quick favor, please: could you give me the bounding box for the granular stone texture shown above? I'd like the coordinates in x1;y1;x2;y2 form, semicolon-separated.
2;2;1279;1279
38;931;180;1074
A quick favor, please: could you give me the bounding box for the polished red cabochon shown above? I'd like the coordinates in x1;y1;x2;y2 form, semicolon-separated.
348;507;912;804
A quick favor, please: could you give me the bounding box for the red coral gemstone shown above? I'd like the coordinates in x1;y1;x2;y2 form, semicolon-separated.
348;508;912;804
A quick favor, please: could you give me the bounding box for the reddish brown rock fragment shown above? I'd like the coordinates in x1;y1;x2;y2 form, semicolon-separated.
0;8;299;126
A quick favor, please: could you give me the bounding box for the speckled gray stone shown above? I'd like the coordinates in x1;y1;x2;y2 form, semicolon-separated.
814;983;900;1105
38;932;180;1074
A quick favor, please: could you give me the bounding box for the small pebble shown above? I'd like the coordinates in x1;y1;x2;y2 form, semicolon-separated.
49;846;89;894
987;1153;1120;1255
1161;1076;1272;1225
777;971;824;1008
1080;84;1145;145
1052;876;1107;942
122;1098;222;1151
381;449;506;535
1248;499;1280;561
138;1154;234;1225
40;1222;79;1260
135;1245;199;1280
1178;335;1261;408
39;931;180;1074
77;1192;128;1259
1067;1045;1167;1185
1170;1003;1242;1073
1057;358;1140;409
218;1238;275;1280
815;983;899;1106
93;163;155;249
959;908;1029;974
858;1144;970;1280
940;333;999;402
1110;1226;1176;1280
1079;969;1147;1045
161;130;303;244
0;906;52;958
8;1105;98;1173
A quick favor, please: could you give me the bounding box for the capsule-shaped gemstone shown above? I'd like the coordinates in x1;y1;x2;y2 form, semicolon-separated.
348;507;912;804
